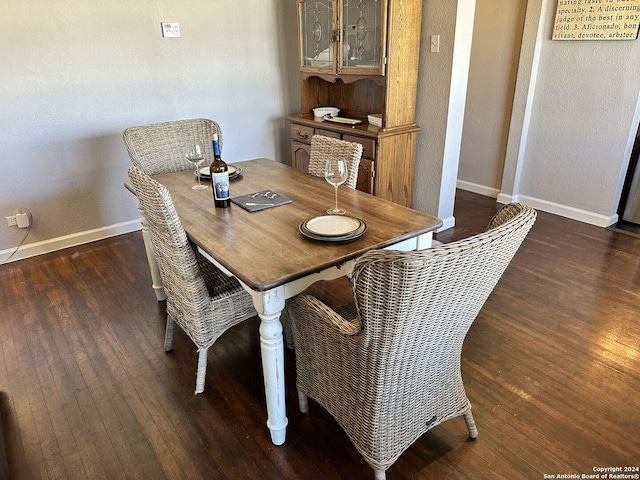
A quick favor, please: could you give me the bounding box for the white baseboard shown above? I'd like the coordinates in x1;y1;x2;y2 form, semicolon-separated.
459;182;617;227
0;220;142;264
497;193;617;227
456;180;500;198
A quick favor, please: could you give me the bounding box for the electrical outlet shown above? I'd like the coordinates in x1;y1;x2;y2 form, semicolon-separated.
6;208;31;228
16;209;31;228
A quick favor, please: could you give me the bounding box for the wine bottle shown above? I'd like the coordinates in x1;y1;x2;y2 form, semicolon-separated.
210;134;230;208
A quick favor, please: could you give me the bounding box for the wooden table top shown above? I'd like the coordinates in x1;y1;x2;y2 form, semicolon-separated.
151;158;442;291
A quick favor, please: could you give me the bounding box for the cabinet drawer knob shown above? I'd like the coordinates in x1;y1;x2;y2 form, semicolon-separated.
296;131;309;139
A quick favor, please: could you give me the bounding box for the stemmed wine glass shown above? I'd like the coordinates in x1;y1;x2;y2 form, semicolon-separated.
325;159;348;215
185;143;207;190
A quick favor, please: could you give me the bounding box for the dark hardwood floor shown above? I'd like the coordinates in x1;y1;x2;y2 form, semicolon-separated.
1;190;638;479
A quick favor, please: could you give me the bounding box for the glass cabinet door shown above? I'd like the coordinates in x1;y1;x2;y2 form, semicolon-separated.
340;0;385;73
299;0;335;70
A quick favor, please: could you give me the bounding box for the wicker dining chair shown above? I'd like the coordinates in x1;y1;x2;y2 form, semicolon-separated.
308;134;363;189
287;203;537;479
127;166;256;394
123;118;222;176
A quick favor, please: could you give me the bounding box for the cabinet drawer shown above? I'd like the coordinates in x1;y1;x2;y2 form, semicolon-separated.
343;134;376;159
314;129;341;139
290;124;314;143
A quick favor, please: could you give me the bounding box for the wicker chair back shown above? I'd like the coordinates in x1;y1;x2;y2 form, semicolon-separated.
308;135;363;189
124;118;222;176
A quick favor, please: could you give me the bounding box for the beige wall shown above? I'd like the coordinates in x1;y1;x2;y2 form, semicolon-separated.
507;0;640;224
457;0;640;226
458;0;527;196
0;1;299;259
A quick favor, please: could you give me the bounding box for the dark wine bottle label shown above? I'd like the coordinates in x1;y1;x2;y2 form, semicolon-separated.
212;172;230;201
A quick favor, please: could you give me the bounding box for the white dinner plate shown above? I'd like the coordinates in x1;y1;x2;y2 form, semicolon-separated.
198;165;240;178
304;215;362;237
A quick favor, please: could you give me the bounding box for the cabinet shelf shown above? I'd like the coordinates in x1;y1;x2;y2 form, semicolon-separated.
288;114;420;138
300;71;385;87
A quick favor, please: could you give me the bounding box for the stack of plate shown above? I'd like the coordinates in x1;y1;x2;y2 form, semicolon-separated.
367;113;382;127
299;215;367;242
197;164;243;180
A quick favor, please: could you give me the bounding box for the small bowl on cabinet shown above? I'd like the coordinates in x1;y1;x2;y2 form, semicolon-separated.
313;107;340;118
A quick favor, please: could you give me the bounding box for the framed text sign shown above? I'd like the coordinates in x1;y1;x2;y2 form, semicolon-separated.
552;0;640;40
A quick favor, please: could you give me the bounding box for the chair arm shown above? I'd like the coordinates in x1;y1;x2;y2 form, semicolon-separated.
288;294;361;336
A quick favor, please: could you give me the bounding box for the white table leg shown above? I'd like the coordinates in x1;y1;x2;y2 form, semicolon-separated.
415;231;434;250
386;232;433;252
195;249;289;444
254;287;288;445
135;197;166;301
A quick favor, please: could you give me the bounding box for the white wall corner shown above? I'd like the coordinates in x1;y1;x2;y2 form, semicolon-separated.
497;192;517;204
439;0;477;222
500;0;549;199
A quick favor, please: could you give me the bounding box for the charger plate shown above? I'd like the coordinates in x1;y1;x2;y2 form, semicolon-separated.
299;215;367;242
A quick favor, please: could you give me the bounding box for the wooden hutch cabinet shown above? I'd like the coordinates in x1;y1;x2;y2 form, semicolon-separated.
288;0;422;207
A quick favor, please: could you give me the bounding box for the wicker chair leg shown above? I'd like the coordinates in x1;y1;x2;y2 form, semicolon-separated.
298;390;309;413
374;469;386;480
281;307;295;350
464;409;478;438
195;348;208;394
164;318;174;351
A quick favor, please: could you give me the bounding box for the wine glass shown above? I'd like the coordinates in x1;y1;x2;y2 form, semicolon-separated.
185;143;207;190
325;159;348;215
